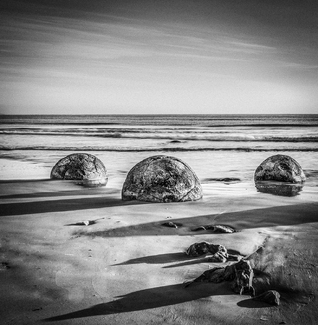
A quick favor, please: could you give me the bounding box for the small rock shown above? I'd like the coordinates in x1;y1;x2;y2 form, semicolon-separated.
185;242;227;257
192;224;235;233
32;307;43;312
162;222;182;228
253;290;280;306
206;252;228;263
0;262;10;270
213;225;235;233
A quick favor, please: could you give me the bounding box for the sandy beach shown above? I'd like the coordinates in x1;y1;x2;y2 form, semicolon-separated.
1;156;317;325
1;0;318;321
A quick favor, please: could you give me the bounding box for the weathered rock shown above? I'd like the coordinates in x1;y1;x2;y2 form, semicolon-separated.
186;259;255;296
253;290;280;305
206;252;228;263
185;242;227;257
121;155;202;202
185;267;226;286
254;154;306;183
50;153;107;186
192;224;235;233
162;222;182;228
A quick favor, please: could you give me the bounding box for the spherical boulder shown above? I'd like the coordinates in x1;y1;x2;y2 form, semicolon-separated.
50;153;107;186
122;155;202;202
254;154;306;183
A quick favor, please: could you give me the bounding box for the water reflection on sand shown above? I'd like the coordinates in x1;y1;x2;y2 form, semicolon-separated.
255;181;303;197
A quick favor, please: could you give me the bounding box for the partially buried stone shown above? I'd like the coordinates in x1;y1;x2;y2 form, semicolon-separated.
206;251;228;263
50;153;108;186
185;242;227;257
121;155;202;202
162;221;182;228
253;290;280;306
192;224;235;233
254;154;306;183
185;259;255;296
185;267;226;287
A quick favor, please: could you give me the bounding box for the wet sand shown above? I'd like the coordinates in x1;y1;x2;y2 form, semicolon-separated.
0;175;318;324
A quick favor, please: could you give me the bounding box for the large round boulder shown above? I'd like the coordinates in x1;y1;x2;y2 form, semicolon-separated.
50;153;107;186
122;155;202;202
254;154;306;183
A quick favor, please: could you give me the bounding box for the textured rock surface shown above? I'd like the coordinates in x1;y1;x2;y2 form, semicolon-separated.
122;155;202;202
192;224;236;233
50;153;107;185
185;259;255;296
254;154;306;183
253;290;280;305
185;242;227;257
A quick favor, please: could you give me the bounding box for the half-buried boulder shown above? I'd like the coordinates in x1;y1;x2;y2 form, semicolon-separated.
122;155;202;202
50;153;107;187
254;154;306;183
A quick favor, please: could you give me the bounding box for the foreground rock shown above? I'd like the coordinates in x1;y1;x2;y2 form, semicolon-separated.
254;154;306;183
185;259;255;296
185;241;242;262
253;290;280;305
50;153;107;186
122;155;202;202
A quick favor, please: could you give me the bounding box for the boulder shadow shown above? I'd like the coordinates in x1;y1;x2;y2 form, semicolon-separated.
237;298;273;308
76;202;318;239
114;249;242;268
0;196;148;217
112;252;189;266
43;282;231;322
162;257;212;268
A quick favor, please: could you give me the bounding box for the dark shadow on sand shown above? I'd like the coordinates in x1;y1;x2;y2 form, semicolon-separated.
0;196;148;217
43;282;232;322
114;248;241;267
237;298;272;308
0;189;118;200
112;252;189;265
75;202;318;238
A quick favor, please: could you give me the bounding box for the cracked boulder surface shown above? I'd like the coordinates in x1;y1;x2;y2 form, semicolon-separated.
254;154;306;183
121;155;202;202
50;153;108;185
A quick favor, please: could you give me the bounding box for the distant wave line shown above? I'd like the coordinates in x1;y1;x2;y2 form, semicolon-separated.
1;146;318;152
1;122;318;127
1;131;317;142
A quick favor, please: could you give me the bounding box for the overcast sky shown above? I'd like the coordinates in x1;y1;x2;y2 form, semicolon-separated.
1;0;318;114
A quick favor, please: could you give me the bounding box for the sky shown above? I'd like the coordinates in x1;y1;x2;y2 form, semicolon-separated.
0;0;318;115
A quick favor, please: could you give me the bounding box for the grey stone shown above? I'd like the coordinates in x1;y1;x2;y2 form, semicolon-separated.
185;242;227;257
50;153;107;186
122;155;202;202
186;259;255;296
253;290;280;305
192;224;236;233
254;154;306;183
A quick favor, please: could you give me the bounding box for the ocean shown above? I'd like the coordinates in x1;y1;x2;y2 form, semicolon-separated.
1;114;318;191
